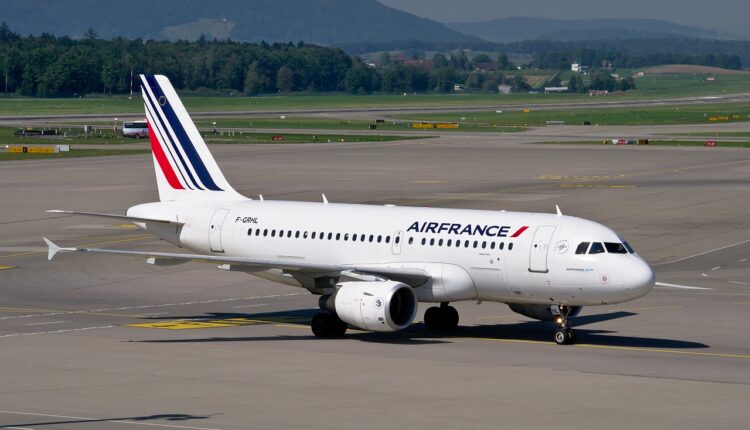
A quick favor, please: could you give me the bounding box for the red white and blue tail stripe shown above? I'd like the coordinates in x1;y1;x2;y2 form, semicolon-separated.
141;75;242;201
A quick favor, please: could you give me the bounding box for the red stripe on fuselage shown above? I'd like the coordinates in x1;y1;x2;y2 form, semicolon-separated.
511;226;529;238
148;122;184;190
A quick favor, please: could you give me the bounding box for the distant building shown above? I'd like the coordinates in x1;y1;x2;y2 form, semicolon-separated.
474;62;498;72
589;90;610;96
633;71;646;78
571;63;589;75
404;58;432;69
544;86;569;93
453;84;465;92
497;85;512;94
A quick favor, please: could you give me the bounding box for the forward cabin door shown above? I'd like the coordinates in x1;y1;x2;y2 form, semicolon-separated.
209;208;230;253
528;225;556;273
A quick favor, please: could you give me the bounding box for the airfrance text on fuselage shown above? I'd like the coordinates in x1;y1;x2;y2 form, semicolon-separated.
407;222;528;238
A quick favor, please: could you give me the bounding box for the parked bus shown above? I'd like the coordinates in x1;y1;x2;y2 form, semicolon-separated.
123;121;148;138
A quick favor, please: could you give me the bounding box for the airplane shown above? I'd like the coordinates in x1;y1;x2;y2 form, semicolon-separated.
43;74;655;345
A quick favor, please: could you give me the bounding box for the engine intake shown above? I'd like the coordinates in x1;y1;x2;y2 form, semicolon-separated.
320;281;417;332
507;303;582;321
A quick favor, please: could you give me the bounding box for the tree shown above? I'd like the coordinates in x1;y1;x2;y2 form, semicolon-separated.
101;60;119;94
344;61;378;94
432;53;449;69
276;66;295;92
568;74;584;93
497;52;513;70
243;61;271;95
379;52;391;67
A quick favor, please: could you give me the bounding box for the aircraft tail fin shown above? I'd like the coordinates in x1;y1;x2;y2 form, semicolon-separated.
140;74;244;202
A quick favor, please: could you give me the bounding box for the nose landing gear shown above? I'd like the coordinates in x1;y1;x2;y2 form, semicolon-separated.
553;305;576;345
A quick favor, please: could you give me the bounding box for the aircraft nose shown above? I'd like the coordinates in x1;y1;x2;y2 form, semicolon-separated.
625;258;655;299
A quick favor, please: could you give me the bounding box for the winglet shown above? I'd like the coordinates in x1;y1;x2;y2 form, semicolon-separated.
43;237;75;261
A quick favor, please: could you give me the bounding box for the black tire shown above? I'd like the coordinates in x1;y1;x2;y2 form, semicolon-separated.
330;316;348;337
442;306;459;331
554;328;569;345
567;329;577;345
311;313;332;338
423;307;442;331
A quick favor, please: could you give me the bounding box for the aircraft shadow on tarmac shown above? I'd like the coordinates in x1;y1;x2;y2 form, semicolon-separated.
133;309;709;350
1;413;214;428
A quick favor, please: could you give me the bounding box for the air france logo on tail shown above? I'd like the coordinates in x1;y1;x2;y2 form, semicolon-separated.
141;75;223;191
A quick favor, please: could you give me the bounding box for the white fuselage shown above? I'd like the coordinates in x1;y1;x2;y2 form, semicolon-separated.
129;199;655;307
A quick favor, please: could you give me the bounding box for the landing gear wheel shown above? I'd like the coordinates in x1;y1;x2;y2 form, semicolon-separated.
311;313;333;338
330;317;348;337
424;304;459;332
554;328;576;345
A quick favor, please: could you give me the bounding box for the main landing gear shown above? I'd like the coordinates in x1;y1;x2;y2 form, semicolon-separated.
424;302;459;332
311;312;348;338
553;305;577;345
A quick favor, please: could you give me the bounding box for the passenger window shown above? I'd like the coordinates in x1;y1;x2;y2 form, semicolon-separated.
589;242;605;254
408;237;414;245
385;236;390;244
447;239;452;247
320;232;324;240
490;242;495;250
421;238;426;245
295;231;300;238
508;243;513;250
336;233;341;241
377;235;382;243
279;230;284;237
361;235;366;242
429;238;435;246
481;241;487;249
344;233;349;241
605;242;628;254
288;231;293;238
256;228;261;236
575;242;590;255
369;235;374;242
438;239;443;246
395;236;400;244
473;241;478;249
247;229;253;236
464;240;470;248
352;234;358;241
263;229;268;237
303;231;308;239
499;242;504;250
272;230;277;237
311;232;316;239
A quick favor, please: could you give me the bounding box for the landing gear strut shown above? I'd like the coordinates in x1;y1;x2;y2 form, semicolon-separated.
311;312;348;338
424;302;459;332
553;305;576;345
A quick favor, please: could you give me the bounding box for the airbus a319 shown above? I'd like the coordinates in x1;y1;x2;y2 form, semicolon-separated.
44;75;655;345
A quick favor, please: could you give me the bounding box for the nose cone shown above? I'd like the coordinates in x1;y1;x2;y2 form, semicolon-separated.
623;258;655;300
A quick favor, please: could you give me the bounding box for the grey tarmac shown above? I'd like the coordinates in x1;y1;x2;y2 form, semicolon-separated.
0;133;749;429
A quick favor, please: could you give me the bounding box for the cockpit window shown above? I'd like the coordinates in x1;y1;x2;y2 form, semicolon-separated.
623;241;635;254
605;242;628;254
575;242;590;255
589;242;605;254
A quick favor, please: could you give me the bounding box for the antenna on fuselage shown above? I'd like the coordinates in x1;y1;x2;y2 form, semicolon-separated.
322;194;329;204
259;194;264;201
555;205;562;217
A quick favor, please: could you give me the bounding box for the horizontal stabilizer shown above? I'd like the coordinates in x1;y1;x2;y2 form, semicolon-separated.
43;237;76;261
47;210;182;225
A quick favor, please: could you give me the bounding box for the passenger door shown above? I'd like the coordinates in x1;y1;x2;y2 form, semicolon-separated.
528;225;556;273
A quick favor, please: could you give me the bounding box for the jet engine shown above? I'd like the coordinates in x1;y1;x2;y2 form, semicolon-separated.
319;281;417;332
507;303;582;321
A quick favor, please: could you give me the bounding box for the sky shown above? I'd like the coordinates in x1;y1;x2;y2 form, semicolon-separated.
378;0;749;35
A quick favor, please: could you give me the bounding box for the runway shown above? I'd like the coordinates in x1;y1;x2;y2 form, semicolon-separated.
1;138;749;429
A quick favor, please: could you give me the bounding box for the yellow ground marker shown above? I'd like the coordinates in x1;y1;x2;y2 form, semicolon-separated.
127;316;309;330
0;265;15;270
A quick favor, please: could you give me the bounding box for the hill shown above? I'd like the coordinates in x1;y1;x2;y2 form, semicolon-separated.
0;0;481;45
449;17;718;43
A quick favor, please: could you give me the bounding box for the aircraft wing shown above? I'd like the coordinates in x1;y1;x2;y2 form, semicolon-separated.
42;238;431;286
46;210;183;225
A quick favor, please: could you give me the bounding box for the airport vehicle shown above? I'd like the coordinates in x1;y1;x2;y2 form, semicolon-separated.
43;75;655;345
122;120;149;138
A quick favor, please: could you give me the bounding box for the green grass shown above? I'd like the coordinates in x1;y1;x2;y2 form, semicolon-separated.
0;126;138;146
0;148;149;161
671;131;750;137
194;117;524;133
540;140;750;148
0;72;748;115
396;103;750;127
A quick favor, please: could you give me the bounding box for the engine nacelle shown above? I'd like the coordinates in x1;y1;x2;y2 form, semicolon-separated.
319;281;417;332
507;303;582;321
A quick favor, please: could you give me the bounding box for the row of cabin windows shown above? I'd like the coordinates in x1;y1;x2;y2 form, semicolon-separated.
247;228;513;251
249;228;394;244
410;236;513;250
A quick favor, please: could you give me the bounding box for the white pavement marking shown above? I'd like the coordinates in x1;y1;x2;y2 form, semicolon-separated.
24;321;65;327
0;293;304;321
232;303;267;309
0;325;114;339
711;266;721;271
729;281;748;286
655;282;712;290
655;238;750;265
0;410;224;430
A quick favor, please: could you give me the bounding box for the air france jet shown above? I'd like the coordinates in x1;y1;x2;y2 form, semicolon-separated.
43;75;655;345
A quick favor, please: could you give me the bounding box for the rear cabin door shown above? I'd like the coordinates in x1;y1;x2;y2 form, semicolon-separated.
209;208;230;253
528;225;557;273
